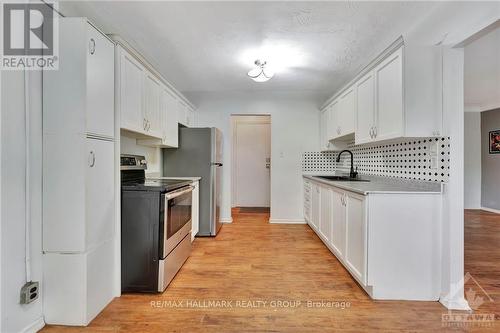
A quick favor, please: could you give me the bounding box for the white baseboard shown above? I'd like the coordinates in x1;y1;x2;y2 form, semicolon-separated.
481;207;500;214
21;317;45;333
269;218;306;224
439;296;471;311
220;217;233;223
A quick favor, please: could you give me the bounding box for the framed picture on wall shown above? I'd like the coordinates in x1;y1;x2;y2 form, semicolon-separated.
490;130;500;154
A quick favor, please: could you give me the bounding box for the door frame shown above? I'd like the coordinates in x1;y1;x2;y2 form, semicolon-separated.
230;114;271;209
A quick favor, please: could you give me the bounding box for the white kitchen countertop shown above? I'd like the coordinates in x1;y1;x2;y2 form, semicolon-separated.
304;174;443;195
149;176;201;182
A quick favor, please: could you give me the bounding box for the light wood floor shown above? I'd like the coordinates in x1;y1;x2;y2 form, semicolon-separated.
42;209;499;332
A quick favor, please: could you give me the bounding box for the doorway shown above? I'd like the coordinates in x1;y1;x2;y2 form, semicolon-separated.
462;21;500;315
231;115;271;210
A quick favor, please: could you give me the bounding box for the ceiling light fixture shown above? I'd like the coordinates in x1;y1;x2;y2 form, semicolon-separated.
247;60;274;82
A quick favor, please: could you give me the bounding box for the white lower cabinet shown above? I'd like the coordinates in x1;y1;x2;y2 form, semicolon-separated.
43;240;115;325
330;189;346;260
310;182;321;231
304;177;441;301
319;187;332;243
344;192;367;285
303;181;311;222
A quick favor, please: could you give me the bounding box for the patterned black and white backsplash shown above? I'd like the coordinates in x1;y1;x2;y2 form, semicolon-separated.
302;137;450;182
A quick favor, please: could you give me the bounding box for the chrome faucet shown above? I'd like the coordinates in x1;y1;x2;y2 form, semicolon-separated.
336;150;358;179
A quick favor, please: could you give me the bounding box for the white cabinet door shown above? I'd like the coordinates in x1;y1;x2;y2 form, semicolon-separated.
311;183;321;231
304;182;311;222
86;138;115;250
374;47;403;141
164;89;179;147
85;23;114;138
328;101;339;140
355;71;375;144
120;51;145;133
177;101;189;126
144;72;162;138
319;108;331;151
330;189;345;260
319;187;332;243
337;87;356;138
344;192;367;285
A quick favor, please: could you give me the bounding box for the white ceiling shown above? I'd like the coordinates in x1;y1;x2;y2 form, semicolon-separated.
464;24;500;112
60;1;438;100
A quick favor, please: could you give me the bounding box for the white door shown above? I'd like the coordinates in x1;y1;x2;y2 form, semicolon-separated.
163;89;178;148
344;193;367;285
356;71;375;144
86;138;115;250
86;23;114;138
319;187;332;243
234;116;271;207
120;50;145;133
338;87;356;137
374;47;403;141
144;72;162;137
330;189;345;260
311;183;320;231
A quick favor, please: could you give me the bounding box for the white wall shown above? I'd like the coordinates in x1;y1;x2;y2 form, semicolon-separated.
464;112;482;209
464;26;500;112
189;91;320;223
1;70;45;332
120;134;162;176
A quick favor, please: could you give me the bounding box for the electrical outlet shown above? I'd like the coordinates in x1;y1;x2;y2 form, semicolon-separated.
429;141;439;170
20;281;39;304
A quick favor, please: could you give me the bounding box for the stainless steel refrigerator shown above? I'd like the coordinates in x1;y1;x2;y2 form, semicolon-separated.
163;127;223;236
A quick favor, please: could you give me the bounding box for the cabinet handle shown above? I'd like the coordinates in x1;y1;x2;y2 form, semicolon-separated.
373;126;377;138
89;38;96;55
369;127;373;139
89;151;96;167
143;118;147;130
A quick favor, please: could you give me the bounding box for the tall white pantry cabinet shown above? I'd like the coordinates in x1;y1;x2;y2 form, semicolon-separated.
42;18;116;325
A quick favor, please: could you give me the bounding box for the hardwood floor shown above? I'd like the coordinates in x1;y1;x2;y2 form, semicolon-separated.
42;209;499;332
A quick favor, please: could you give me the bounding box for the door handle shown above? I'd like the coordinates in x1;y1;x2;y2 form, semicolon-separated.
89;38;96;55
89;151;96;167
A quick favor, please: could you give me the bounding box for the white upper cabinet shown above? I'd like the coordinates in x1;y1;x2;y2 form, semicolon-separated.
144;72;162;137
336;87;356;139
116;42;195;145
43;18;114;139
162;89;179;147
319;108;331;151
355;71;375;144
86;23;115;138
119;50;145;134
321;38;444;146
177;100;193;127
43;18;115;253
373;47;404;142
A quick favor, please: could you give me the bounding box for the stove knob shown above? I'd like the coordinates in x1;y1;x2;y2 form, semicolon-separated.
140;159;147;166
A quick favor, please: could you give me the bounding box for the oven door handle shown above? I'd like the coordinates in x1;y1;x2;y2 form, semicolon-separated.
165;186;194;200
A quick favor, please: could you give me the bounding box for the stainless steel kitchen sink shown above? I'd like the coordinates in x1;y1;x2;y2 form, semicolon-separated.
317;176;370;182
